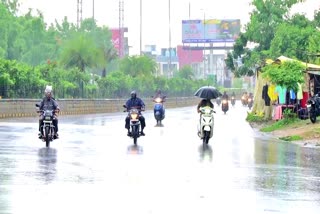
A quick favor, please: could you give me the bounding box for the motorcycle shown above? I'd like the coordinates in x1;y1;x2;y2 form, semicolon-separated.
231;96;236;106
197;106;215;145
153;96;166;125
123;105;144;145
35;104;58;147
222;98;229;114
307;94;320;123
216;97;221;106
241;95;248;106
247;97;253;110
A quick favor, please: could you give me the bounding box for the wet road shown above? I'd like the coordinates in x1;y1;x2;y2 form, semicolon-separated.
1;103;320;214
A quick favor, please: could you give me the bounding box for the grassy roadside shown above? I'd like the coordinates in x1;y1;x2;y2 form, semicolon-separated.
246;112;320;142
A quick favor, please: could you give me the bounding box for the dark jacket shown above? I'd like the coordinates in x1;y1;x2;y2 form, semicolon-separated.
262;84;271;106
39;97;59;111
125;97;145;111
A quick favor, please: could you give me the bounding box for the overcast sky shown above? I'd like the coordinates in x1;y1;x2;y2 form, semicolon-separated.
19;0;319;55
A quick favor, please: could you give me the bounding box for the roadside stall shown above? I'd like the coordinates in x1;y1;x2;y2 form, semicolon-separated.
252;56;320;121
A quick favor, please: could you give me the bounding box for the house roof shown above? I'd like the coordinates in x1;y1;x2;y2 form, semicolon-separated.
277;56;320;72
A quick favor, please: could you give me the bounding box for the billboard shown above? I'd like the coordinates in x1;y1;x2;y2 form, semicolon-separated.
111;29;120;55
182;19;240;43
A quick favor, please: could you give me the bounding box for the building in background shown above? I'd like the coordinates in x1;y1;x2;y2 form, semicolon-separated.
143;45;157;58
177;45;203;79
156;48;179;77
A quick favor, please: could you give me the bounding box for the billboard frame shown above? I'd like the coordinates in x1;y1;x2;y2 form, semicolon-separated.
182;19;240;44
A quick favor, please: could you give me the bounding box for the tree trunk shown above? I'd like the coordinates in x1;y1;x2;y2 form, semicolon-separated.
252;72;272;120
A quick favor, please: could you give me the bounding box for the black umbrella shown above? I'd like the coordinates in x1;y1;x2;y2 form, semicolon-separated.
194;86;222;99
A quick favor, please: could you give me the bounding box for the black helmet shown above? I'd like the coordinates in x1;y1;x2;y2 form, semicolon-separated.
130;90;137;98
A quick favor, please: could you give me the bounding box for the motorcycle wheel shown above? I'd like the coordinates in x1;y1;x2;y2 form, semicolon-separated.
45;126;50;147
132;126;138;145
133;136;137;145
310;109;317;123
203;131;209;145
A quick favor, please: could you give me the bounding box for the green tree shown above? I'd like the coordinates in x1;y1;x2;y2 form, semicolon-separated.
175;65;194;80
226;0;304;77
307;31;320;64
59;33;104;72
269;17;316;61
262;60;306;92
80;18;117;76
246;0;304;50
120;55;157;78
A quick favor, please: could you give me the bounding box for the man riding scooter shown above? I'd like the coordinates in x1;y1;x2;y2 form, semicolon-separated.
231;91;236;106
221;91;229;114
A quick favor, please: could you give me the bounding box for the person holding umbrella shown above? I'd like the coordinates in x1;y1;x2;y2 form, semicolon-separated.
197;99;214;113
194;86;221;113
194;86;219;144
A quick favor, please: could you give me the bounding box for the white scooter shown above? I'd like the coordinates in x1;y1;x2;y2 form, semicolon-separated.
197;106;215;145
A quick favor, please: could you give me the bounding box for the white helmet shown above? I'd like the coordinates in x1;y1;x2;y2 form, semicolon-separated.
45;85;53;94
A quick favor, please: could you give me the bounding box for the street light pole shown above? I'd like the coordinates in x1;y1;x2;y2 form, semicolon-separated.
203;11;206;79
92;0;95;20
140;0;142;55
168;0;172;77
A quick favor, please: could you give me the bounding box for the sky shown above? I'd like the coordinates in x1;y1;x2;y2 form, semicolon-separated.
18;0;319;55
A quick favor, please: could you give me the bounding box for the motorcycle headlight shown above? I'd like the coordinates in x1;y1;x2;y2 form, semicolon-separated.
155;98;161;103
248;98;252;102
131;113;138;120
45;116;51;120
222;100;227;104
241;96;245;100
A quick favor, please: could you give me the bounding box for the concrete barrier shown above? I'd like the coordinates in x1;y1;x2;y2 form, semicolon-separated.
0;97;199;118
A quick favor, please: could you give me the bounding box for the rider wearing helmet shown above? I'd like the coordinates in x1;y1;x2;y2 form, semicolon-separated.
125;91;146;136
38;85;60;139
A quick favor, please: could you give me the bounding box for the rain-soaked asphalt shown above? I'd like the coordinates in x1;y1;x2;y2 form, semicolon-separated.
1;102;320;214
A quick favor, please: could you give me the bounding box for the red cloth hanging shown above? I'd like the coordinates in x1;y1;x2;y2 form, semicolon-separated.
300;92;309;108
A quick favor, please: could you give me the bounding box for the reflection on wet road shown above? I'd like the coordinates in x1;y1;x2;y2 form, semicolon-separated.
1;103;320;213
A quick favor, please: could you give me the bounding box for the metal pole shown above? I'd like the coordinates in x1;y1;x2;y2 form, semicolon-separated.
119;0;121;57
169;0;172;77
188;2;191;66
203;12;205;79
140;0;142;55
93;0;95;20
77;0;79;29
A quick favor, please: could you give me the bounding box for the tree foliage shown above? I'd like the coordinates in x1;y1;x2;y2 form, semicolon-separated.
0;1;239;99
262;60;306;92
175;65;194;80
226;0;312;77
120;55;157;78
